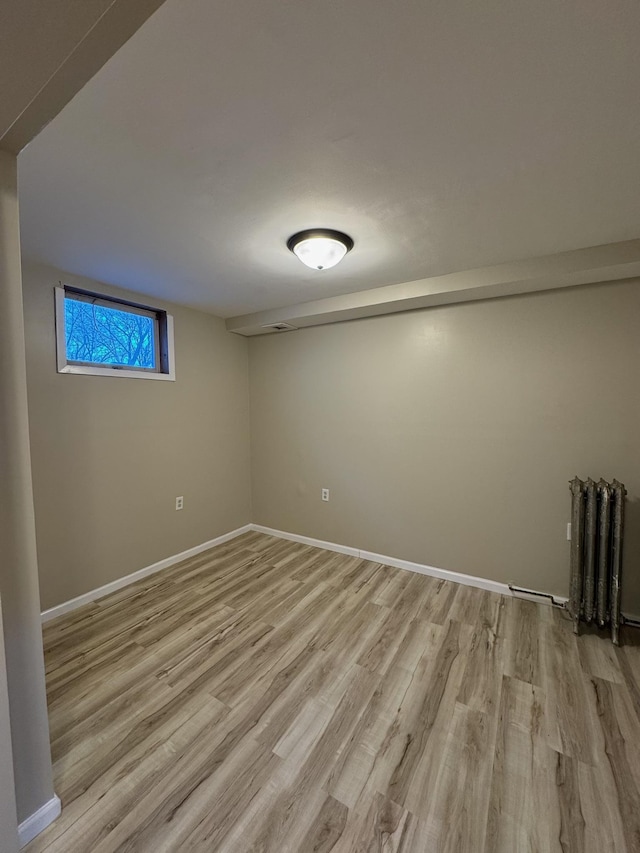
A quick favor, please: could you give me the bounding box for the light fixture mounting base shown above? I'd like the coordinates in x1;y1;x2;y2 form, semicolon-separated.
287;229;354;253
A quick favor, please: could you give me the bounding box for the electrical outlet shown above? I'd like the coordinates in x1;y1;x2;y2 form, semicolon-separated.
321;488;330;502
566;522;571;541
176;496;184;511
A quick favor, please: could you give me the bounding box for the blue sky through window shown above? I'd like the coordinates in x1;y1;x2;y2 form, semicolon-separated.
64;297;156;369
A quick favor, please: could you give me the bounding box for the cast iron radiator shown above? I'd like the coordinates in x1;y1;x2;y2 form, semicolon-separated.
568;477;626;645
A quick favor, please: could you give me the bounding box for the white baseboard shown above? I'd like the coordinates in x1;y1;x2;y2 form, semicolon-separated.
41;525;252;623
42;520;636;625
18;795;61;848
250;524;360;557
247;527;640;621
358;547;510;596
250;524;566;604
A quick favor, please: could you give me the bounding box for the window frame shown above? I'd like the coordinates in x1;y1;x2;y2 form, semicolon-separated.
54;285;176;381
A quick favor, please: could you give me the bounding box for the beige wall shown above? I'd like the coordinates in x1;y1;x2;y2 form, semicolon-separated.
21;269;640;616
22;261;252;611
0;152;54;825
249;281;640;614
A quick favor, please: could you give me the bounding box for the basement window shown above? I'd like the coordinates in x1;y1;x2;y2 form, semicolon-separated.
55;286;175;380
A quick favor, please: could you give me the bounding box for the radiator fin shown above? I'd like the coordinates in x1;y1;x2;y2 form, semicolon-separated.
568;476;626;645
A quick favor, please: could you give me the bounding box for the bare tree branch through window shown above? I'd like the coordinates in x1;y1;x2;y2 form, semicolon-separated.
64;299;156;369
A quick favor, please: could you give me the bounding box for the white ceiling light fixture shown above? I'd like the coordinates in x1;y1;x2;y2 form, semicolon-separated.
287;229;354;271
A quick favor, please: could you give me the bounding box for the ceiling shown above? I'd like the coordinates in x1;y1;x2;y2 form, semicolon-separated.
18;0;640;318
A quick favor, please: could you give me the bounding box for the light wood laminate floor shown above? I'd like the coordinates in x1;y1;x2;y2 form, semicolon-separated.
27;532;640;852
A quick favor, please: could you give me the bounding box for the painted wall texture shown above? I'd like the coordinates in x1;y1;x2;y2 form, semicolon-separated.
0;153;54;824
22;262;252;611
22;272;640;614
249;281;640;614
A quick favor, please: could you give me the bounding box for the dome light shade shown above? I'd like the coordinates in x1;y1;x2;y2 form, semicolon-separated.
287;229;354;270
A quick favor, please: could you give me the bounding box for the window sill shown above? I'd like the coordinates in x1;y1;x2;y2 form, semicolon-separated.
57;364;176;380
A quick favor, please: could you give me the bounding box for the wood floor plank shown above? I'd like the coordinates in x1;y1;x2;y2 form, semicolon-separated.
297;794;349;853
96;736;281;853
223;665;380;853
333;791;414;853
26;533;640;853
325;621;440;809
51;674;173;790
356;576;426;674
576;759;630;853
385;618;464;809
541;606;599;764
485;675;563;853
255;608;389;753
591;677;640;851
413;576;458;625
414;702;496;852
615;637;640;722
503;596;543;686
457;621;503;714
27;697;231;853
577;629;624;683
